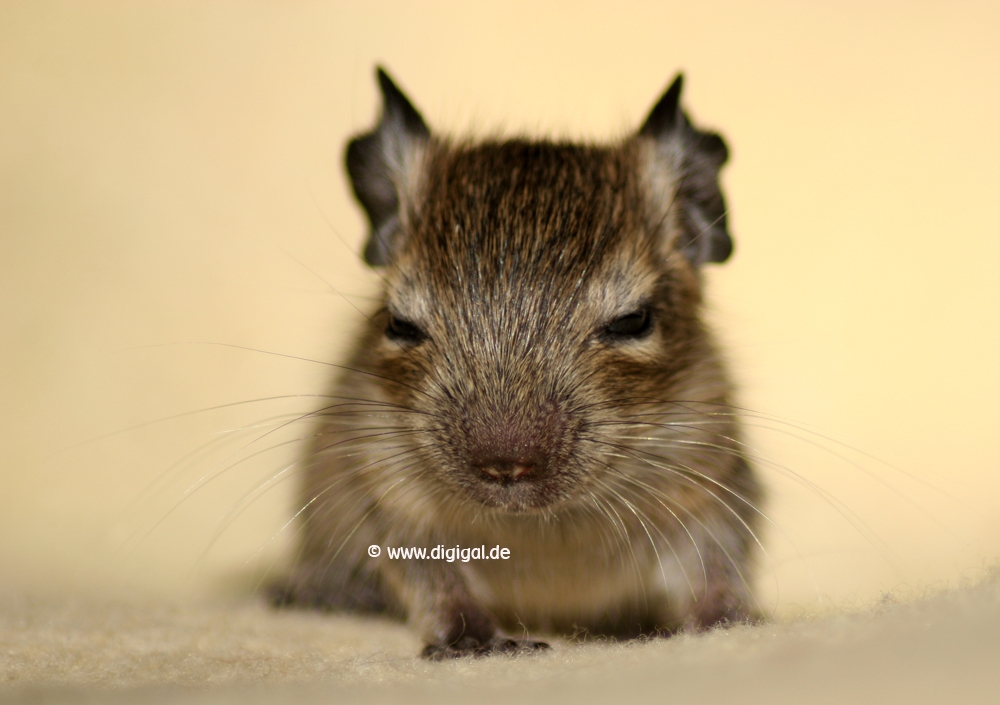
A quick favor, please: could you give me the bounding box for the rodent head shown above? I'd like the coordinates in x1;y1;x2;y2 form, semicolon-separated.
343;68;734;514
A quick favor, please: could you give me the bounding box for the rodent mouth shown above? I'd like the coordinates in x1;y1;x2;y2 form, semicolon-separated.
478;493;548;514
465;471;568;514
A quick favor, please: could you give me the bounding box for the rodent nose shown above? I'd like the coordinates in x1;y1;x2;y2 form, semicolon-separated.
474;459;537;484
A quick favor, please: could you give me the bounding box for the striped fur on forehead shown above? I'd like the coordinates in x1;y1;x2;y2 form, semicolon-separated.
388;137;677;324
418;138;647;275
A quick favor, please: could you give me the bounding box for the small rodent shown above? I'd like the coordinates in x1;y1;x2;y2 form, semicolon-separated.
272;67;762;659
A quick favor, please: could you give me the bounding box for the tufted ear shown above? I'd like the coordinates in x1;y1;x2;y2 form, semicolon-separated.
346;67;430;267
640;74;733;265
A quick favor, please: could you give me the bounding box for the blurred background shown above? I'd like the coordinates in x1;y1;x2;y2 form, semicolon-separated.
1;1;997;615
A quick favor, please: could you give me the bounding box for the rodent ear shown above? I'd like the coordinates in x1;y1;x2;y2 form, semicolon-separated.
346;67;430;267
640;74;733;265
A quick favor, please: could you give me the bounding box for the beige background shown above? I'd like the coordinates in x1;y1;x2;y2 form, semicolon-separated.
1;1;998;616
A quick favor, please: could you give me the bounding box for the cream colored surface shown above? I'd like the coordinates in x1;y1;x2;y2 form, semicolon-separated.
4;572;1000;702
1;0;999;686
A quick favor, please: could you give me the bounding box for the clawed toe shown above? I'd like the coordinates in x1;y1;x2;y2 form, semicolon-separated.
422;636;550;660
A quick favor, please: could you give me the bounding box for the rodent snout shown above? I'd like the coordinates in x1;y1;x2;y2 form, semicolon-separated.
459;404;569;496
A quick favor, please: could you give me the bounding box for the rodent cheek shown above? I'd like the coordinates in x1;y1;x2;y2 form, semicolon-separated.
369;344;435;406
617;340;664;366
593;332;665;367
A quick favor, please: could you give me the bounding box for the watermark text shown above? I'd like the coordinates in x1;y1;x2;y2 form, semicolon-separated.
367;544;511;562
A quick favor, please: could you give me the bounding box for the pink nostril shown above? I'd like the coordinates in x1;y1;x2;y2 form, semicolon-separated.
512;464;533;480
477;461;536;483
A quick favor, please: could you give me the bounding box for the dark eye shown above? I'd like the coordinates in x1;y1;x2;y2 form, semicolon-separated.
385;314;426;345
604;308;653;340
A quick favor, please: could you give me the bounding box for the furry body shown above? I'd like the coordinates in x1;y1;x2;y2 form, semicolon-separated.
275;69;761;658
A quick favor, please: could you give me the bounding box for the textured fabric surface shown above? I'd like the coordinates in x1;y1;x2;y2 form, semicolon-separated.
3;570;999;704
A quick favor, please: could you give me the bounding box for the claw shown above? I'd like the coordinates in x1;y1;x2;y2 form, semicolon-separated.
422;637;550;660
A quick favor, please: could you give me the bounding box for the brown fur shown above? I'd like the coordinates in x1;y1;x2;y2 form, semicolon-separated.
272;69;762;659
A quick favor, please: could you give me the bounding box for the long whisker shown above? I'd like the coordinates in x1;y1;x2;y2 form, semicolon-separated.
590;458;699;598
591;475;683;604
585;491;633;576
590;477;651;607
588;397;973;515
605;414;972;523
122;425;437;555
196;444;431;581
280;247;442;385
119;403;429;524
199;439;432;564
595;459;764;614
590;428;897;572
128;341;435;401
605;466;769;612
56;391;429;456
586;437;814;605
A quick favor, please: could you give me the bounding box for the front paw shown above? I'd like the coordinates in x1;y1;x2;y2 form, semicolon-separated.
422;636;550;660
